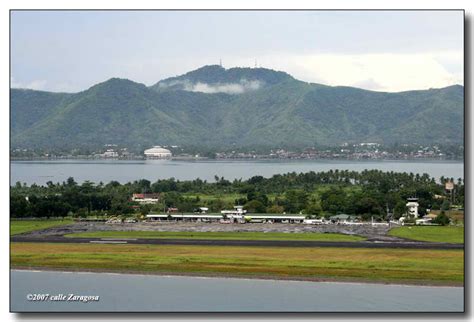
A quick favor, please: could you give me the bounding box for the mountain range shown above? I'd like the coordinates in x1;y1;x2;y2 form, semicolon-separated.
11;65;464;152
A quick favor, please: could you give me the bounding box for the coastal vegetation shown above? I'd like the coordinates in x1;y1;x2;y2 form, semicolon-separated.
10;170;464;221
11;243;464;285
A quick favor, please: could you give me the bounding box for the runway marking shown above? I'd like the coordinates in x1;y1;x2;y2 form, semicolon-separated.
10;236;463;250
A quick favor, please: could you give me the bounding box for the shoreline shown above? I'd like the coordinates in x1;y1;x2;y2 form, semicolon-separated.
10;157;464;162
10;266;464;288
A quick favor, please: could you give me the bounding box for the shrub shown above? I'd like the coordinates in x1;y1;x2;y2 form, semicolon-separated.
433;211;451;226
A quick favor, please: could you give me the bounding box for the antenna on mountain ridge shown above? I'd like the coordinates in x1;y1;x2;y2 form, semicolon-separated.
219;59;222;67
254;59;257;68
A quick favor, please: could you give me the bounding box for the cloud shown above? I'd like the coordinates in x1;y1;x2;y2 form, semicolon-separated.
11;51;463;94
159;79;263;94
249;51;463;92
350;78;384;91
11;77;81;93
11;77;48;91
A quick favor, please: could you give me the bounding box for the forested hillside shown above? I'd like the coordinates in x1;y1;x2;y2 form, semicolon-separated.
11;65;464;151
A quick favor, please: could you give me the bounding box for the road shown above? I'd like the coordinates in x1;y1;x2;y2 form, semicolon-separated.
10;235;464;250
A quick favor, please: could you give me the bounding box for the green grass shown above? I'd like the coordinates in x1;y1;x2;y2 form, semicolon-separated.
11;219;73;236
11;243;464;285
389;226;464;244
183;186;361;204
65;231;366;242
183;193;245;203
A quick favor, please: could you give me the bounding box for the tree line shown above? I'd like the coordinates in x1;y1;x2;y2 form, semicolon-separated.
10;170;464;220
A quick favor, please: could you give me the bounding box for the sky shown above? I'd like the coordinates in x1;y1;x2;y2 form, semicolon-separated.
10;10;464;93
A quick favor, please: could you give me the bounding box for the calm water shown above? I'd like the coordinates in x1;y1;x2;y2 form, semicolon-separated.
11;159;464;185
10;270;463;312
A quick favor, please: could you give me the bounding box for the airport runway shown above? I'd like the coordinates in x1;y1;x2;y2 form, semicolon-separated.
10;235;464;250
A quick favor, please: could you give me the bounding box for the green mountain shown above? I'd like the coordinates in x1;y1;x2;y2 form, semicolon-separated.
11;65;464;151
11;89;72;135
151;65;294;92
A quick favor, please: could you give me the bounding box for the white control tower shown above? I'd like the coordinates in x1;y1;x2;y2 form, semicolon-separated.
406;198;419;218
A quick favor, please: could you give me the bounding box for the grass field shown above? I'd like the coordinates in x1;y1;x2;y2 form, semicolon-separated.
11;219;73;236
388;226;464;244
11;242;463;285
183;186;362;204
183;193;246;203
65;231;366;242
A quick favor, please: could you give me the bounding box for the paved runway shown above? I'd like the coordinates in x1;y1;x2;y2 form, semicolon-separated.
10;235;464;250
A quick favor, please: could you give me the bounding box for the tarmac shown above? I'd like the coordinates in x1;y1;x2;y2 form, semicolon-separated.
11;235;464;250
10;221;464;250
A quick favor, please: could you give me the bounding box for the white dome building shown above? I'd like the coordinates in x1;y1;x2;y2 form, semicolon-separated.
144;146;172;159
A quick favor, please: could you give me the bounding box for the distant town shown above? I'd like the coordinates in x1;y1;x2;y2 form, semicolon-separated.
10;142;464;161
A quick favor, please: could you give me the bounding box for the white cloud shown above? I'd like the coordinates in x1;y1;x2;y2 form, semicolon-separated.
11;78;48;91
159;79;263;94
249;51;463;92
188;79;262;94
11;77;83;93
350;78;384;91
12;51;463;94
